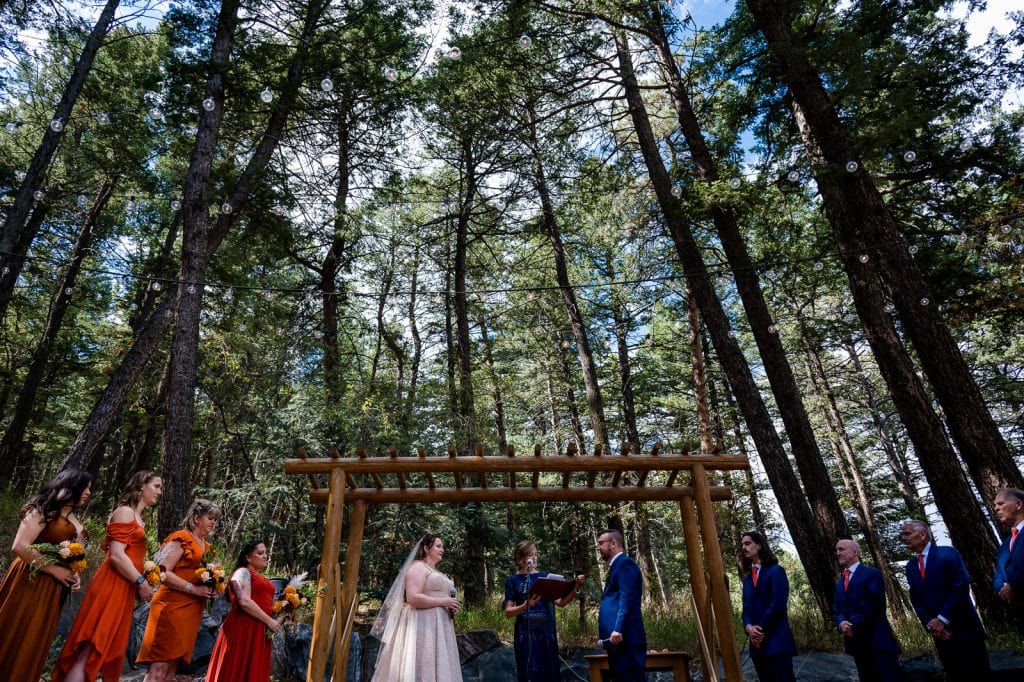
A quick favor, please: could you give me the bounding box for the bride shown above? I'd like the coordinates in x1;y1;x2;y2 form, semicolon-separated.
371;533;463;682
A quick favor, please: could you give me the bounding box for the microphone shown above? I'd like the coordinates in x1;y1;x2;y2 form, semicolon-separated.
526;558;534;569
449;585;457;620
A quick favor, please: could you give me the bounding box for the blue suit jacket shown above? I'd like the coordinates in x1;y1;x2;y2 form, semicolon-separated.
742;563;797;656
599;554;647;653
833;564;900;656
905;545;985;641
994;529;1024;597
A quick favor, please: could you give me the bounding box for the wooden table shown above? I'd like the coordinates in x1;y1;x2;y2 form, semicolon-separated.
584;650;692;681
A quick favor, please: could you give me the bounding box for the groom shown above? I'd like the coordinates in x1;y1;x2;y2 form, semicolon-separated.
597;529;647;681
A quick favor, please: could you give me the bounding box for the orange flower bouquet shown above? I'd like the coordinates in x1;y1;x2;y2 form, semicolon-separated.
28;539;87;580
194;562;227;595
142;560;164;586
269;573;310;638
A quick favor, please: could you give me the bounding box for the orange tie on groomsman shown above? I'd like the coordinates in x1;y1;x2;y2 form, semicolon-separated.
917;554;926;579
1011;527;1019;552
843;568;851;591
752;565;759;587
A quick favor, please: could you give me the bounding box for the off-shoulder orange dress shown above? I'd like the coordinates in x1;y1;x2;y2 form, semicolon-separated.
135;530;208;667
0;515;78;681
52;519;147;681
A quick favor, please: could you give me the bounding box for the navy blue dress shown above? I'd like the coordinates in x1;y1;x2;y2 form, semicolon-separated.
504;571;560;682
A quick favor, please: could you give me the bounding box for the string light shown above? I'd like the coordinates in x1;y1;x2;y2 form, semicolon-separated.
49;118;64;132
858;254;869;263
33;190;45;201
260;88;273;103
320;77;334;92
518;33;532;49
787;170;800;182
384;66;398;82
903;150;917;162
95;113;110;125
4;122;16;133
148;107;163;121
202;97;216;111
845;161;859;173
171;200;182;210
671;184;682;197
448;47;461;59
908;245;918;255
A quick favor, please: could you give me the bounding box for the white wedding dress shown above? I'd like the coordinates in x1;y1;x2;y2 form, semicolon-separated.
371;564;462;682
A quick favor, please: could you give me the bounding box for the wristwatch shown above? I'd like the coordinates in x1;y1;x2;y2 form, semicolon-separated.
135;576;146;585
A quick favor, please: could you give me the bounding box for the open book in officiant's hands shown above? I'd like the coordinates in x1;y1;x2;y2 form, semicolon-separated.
528;575;576;600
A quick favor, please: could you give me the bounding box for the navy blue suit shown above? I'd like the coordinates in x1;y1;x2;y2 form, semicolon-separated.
833;564;905;682
599;554;646;681
905;544;989;679
994;526;1024;607
742;563;796;681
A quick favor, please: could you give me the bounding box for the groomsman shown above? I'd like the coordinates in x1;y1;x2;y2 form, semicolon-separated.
833;539;906;682
596;529;647;682
994;488;1024;608
900;520;990;679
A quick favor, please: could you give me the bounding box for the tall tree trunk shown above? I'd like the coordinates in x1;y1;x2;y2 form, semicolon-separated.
0;0;121;320
321;110;352;409
542;347;562;455
526;102;609;452
647;4;849;549
843;337;924;518
479;312;507;453
780;94;1000;610
402;245;421;439
0;181;115;478
687;291;715;453
802;342;910;617
557;344;587;454
744;0;1023;514
607;255;640;454
612;27;836;616
0;202;50;326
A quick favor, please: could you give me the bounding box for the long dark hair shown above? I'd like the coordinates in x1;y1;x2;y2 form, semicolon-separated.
22;468;93;523
740;531;779;572
227;539;265;604
415;533;442;560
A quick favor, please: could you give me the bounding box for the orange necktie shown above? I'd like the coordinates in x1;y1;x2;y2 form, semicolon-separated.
1012;527;1020;552
752;565;759;587
843;568;851;591
917;554;926;579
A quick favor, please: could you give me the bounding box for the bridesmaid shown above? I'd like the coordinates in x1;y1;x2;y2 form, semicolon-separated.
205;540;281;681
0;467;93;680
53;470;163;681
136;498;221;682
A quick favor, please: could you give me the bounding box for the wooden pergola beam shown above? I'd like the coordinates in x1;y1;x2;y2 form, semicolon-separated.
307;485;732;505
285;453;748;475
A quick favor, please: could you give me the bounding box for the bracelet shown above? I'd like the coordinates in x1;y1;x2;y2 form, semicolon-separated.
185;583;193;593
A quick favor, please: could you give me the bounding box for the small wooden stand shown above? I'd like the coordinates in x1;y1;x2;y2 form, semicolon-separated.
584;651;692;681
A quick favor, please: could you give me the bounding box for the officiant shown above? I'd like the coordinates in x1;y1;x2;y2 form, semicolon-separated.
502;539;585;682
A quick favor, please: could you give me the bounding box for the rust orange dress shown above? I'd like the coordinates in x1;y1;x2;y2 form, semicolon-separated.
204;568;274;681
0;515;78;681
52;519;147;681
135;530;208;667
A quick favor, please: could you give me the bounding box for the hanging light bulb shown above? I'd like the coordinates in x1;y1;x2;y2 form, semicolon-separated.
384;65;398;82
955;288;965;296
813;261;824;271
64;287;73;296
448;46;461;59
787;170;799;182
221;202;233;214
171;199;182;211
33;189;45;201
149;107;163;120
671;184;682;198
908;245;919;255
884;303;895;313
77;194;88;207
151;282;161;291
50;118;64;132
260;87;273;103
959;140;972;152
727;329;735;338
262;291;272;301
16;171;26;180
919;297;930;306
4;122;16;133
1000;224;1011;234
202;97;216;111
164;308;172;317
238;323;247;332
858;254;869;263
320;77;334;92
768;324;778;334
728;177;742;189
187;284;197;294
845;160;859;173
957;232;968;243
518;33;532;49
95;112;110;125
272;204;285;216
992;277;1001;286
903;150;916;163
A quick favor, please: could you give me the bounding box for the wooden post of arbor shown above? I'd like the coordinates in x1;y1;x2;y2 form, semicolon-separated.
692;463;742;680
334;499;367;680
680;498;713;681
308;468;345;682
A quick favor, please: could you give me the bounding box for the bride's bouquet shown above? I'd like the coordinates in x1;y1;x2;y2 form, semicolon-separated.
28;539;87;579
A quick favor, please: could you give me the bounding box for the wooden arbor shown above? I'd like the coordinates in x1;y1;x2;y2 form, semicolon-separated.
284;443;750;682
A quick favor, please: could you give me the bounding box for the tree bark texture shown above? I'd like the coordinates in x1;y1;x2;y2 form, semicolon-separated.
744;0;1023;515
613;27;836;616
